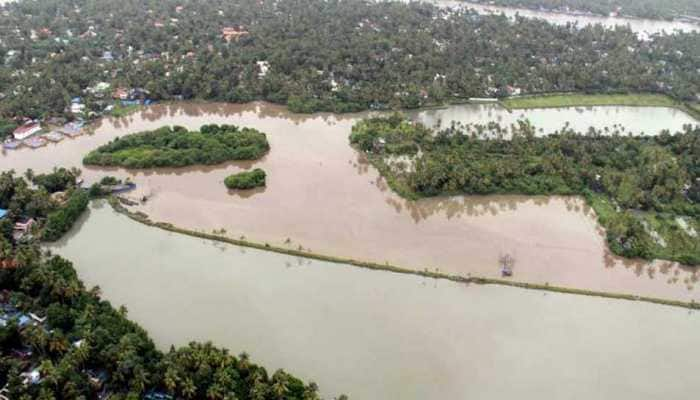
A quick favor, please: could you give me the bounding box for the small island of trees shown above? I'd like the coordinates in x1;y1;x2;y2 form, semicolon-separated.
83;124;270;169
225;168;267;190
351;114;700;265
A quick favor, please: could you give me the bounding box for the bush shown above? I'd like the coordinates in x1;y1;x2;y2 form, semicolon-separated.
224;169;267;190
32;168;79;193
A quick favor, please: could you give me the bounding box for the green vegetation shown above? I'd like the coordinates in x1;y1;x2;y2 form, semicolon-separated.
225;168;267;190
42;190;90;241
110;103;141;118
83;124;269;169
0;118;18;141
501;93;681;110
0;171;325;399
29;167;81;194
0;169;86;241
468;0;700;20
351;114;700;265
0;0;699;120
0;254;322;400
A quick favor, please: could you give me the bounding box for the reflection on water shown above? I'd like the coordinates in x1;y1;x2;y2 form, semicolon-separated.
49;204;700;400
2;101;699;301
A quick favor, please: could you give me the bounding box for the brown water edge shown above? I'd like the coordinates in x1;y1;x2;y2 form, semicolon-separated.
48;203;700;400
108;197;700;310
2;101;699;302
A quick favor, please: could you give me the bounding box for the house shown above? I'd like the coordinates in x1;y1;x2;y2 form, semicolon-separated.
113;87;129;100
29;312;46;323
102;51;114;61
144;391;173;400
13;122;42;140
0;209;7;219
505;85;522;96
21;368;41;385
87;369;109;389
71;103;85;113
14;217;35;235
45;131;65;142
60;122;84;137
222;26;249;42
24;136;47;148
373;137;386;152
256;60;270;78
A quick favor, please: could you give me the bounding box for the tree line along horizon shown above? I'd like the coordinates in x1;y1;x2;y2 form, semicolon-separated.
0;0;698;120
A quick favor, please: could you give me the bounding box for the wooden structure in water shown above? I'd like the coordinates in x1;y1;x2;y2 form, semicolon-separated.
499;254;514;277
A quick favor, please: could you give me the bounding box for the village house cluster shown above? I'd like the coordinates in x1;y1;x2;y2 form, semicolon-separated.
1;289;115;398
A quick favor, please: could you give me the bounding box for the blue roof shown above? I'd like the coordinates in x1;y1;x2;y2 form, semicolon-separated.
18;315;31;327
0;209;7;219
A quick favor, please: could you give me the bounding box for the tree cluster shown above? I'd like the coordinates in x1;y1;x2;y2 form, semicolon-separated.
83;125;270;169
351;115;700;264
225;168;267;190
0;0;698;119
0;250;322;400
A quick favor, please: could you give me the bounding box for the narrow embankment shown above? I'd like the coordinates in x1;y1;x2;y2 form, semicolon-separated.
108;197;700;311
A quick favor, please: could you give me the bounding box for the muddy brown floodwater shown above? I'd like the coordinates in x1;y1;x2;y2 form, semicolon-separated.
2;101;699;302
48;203;700;400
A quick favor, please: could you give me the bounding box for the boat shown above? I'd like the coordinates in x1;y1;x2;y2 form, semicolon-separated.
103;182;136;194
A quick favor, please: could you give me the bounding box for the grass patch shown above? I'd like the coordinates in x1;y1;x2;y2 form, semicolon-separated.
502;93;680;110
110;103;141;118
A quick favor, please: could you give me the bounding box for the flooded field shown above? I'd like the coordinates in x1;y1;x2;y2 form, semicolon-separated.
3;102;699;302
425;0;700;39
49;203;700;400
415;103;697;135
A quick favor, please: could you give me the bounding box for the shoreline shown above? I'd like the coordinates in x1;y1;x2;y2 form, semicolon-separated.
9;92;696;154
107;197;700;311
457;1;700;27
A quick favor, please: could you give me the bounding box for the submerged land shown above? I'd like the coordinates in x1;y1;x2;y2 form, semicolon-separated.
1;0;700;398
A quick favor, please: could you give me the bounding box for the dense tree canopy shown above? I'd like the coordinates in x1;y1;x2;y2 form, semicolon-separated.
225;168;267;190
0;0;698;119
351;115;700;264
83;124;270;168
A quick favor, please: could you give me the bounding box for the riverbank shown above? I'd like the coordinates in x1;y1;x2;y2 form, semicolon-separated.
108;197;700;310
5;101;697;303
501;93;700;122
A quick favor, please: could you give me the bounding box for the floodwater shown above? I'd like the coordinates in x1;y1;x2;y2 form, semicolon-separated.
425;0;699;39
49;203;700;400
2;102;699;302
415;104;697;135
